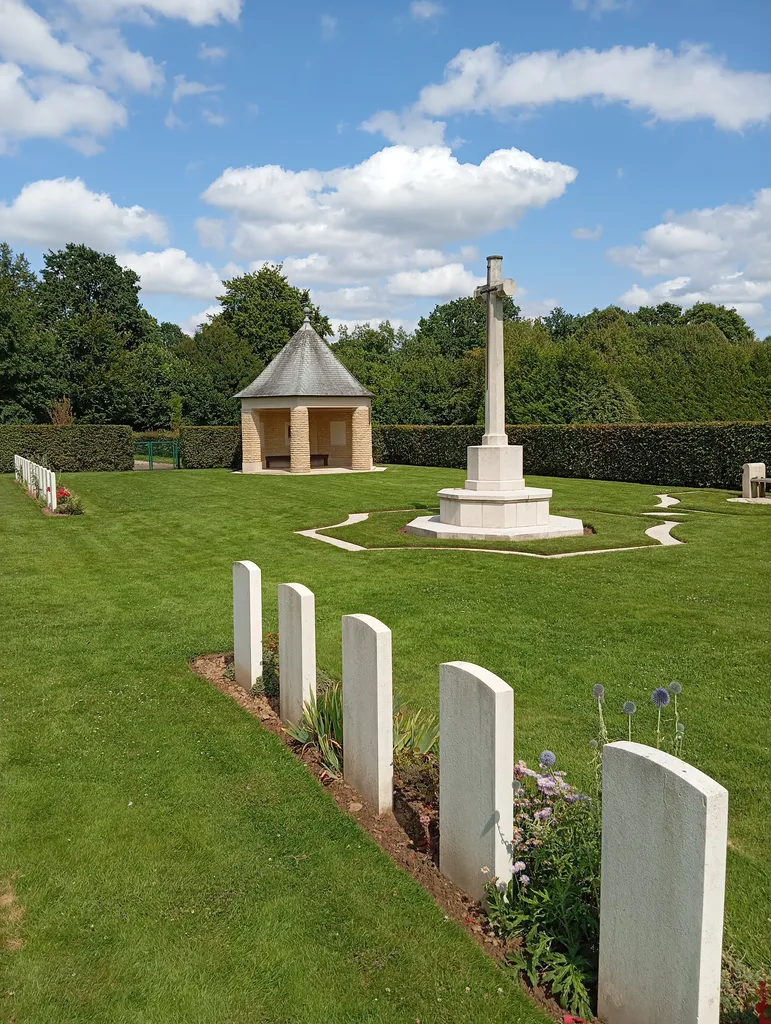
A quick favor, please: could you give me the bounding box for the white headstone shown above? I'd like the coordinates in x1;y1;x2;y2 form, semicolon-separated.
439;661;514;901
49;469;57;511
232;560;262;691
342;613;393;815
598;741;728;1024
278;582;316;725
742;461;766;498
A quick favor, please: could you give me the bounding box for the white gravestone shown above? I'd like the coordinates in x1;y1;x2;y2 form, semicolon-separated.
439;661;514;901
342;613;393;815
232;560;262;691
598;741;728;1024
278;583;316;725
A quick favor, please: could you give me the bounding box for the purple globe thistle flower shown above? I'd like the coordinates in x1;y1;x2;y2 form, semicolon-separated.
652;687;671;708
669;681;682;695
623;701;637;716
593;684;605;702
539;750;557;768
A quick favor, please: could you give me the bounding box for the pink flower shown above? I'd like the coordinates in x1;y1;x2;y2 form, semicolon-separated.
512;861;526;873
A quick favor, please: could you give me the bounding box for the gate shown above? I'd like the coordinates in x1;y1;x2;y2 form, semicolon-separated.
134;439;181;470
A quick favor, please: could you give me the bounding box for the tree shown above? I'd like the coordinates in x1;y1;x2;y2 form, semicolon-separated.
38;244;150;345
632;302;682;328
176;315;262;413
414;295;520;361
541;306;579;340
218;264;331;364
0;243;63;423
680;302;755;344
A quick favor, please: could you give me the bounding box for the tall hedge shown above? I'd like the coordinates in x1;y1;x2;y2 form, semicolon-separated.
0;425;133;473
373;422;771;490
179;426;241;469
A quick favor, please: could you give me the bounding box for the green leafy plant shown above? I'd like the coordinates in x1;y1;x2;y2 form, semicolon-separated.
285;680;343;776
485;753;600;1019
393;697;439;756
255;633;280;699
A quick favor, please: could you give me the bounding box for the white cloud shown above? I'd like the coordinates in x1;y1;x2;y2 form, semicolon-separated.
120;248;222;298
387;263;484;297
410;1;444;19
0;177;167;249
199;43;227;60
164;107;184;128
0;0;91;77
611;189;771;326
320;14;338;40
0;65;126;150
572;224;603;241
572;0;627;14
200;143;575;320
68;0;242;26
180;304;220;335
76;27;165;92
171;74;220;102
202;108;226;126
366;42;771;144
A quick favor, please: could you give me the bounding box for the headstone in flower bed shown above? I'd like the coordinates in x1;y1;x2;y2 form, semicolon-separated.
278;583;316;726
232;560;262;691
598;741;728;1024
439;661;514;901
342;613;393;815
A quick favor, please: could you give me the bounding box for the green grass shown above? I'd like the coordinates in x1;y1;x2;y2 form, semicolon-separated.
1;467;769;1024
320;506;664;555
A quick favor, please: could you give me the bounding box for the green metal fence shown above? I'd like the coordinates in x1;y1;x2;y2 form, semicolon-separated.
134;439;181;469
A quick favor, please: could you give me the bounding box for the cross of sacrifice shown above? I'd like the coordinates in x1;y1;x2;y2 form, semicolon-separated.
474;255;516;447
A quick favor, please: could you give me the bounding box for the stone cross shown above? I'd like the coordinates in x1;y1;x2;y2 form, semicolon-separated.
475;256;516;447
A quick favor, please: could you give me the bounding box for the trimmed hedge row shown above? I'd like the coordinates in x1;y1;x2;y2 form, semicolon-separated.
179;426;241;469
372;422;771;490
0;425;134;473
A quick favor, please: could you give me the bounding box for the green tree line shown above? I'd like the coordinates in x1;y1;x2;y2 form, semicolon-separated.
2;240;771;429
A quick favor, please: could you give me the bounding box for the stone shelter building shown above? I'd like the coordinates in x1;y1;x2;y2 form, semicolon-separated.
235;312;374;474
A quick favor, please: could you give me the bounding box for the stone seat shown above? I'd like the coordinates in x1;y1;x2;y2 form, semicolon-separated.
265;453;329;469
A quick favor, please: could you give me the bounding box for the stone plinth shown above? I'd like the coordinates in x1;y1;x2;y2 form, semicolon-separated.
465;444;525;491
598;742;728;1024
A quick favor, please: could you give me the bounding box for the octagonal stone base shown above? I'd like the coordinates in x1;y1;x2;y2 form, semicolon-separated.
404;485;584;542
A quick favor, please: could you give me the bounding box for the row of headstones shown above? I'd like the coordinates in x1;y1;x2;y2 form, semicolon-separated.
232;559;729;1024
14;455;57;511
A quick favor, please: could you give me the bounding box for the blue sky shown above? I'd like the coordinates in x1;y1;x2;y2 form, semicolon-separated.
1;0;770;335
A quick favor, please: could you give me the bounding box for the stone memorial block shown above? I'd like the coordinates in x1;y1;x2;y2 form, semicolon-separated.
598;741;728;1024
742;461;766;499
278;583;316;725
232;560;262;691
342;613;393;815
439;661;514;901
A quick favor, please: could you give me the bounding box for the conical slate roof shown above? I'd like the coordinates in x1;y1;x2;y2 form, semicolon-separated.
234;315;373;399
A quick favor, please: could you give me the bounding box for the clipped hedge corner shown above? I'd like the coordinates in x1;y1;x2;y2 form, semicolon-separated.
372;422;771;490
0;425;133;473
179;426;241;470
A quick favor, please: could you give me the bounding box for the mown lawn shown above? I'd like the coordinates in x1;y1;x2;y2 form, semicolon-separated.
1;466;769;1024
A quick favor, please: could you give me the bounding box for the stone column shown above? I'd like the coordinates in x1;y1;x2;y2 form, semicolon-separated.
350;405;373;471
241;407;262;473
598;742;728;1024
290;405;311;473
483;255;507;447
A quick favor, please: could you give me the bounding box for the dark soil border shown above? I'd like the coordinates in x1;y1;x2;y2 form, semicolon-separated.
190;651;570;1022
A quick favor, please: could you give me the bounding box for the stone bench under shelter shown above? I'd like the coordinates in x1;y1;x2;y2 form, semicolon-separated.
235;309;374;475
742;462;771;499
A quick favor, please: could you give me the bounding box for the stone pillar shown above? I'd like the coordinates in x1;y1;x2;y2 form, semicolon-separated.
483;255;507;447
241;407;262;474
598;742;728;1024
342;613;393;814
278;583;316;726
439;661;514;901
233;560;262;691
290;405;311;473
350;405;373;471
